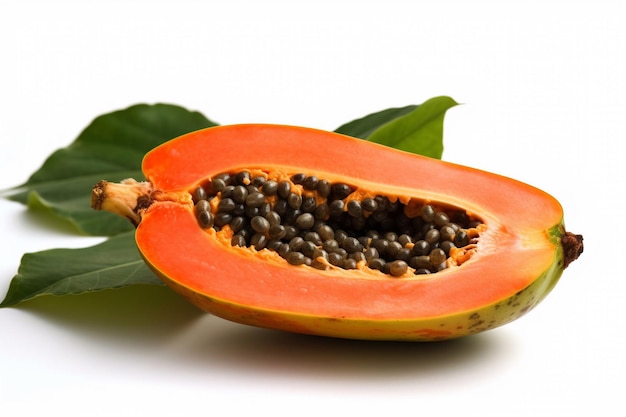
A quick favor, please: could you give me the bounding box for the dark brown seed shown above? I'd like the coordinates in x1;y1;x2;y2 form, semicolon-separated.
316;224;335;241
358;236;371;247
385;232;398;242
195;199;210;215
302;175;319;190
374;195;388;211
251;216;270;233
343;258;357;269
287;251;306;265
289;236;305;252
371;239;389;256
424;229;440;245
277;181;291;199
440;225;456;242
301;241;317;257
267;239;282;251
455;230;469;247
259;201;271;217
232;203;246;216
361;198;378;212
283;208;301;225
410;256;431;269
220;185;235;199
398;234;413;247
192;187;207;203
246;192;266;208
364;247;379;261
210;178;226;194
387;241;403;258
291;173;306;184
312;248;328;262
277;243;291;258
328;200;344;217
198;210;214;228
350;251;366;263
265;210;281;226
251;176;266;187
322;239;339;253
389;260;408;277
421;205;435;222
434;211;450;227
251;233;267;250
244;205;260;217
440;240;456;255
235;171;251;185
430;248;446;266
314;203;329;220
218;198;235;212
269;224;286;239
395;248;412;262
230;216;246;233
231;234;246;247
301;196;317;213
304;231;322;246
311;259;328;270
368;258;385;271
273;199;287;216
328;252;344;266
331;183;353;200
258;201;271;215
412;240;430;256
342;237;363;253
214;212;232;227
283;225;298;240
287;192;302;209
296;213;315;230
236;228;252;241
317;180;331;198
347;200;363;217
334;229;349;244
261;180;278;196
232;185;248;203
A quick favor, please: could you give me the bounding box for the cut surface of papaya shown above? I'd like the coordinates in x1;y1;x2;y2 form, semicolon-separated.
91;124;583;341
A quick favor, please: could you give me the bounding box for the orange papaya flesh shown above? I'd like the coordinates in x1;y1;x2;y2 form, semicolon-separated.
91;124;583;341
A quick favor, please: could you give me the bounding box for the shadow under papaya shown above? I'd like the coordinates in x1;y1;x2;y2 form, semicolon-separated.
19;283;517;382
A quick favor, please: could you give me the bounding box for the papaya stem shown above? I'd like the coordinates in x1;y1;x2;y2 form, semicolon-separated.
562;232;583;269
91;179;154;227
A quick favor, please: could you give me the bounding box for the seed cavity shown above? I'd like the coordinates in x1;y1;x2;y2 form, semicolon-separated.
192;170;483;278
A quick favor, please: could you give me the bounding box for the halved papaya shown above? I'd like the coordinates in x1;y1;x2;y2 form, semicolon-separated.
91;124;582;341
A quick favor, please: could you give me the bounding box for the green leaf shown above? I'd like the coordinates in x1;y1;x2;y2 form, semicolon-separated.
363;96;458;159
2;103;218;236
334;105;419;139
0;232;162;307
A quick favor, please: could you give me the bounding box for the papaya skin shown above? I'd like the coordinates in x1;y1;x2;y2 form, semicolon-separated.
91;124;583;341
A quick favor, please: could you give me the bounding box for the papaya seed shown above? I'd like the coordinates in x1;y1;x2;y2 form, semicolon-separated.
194;169;484;278
389;260;409;277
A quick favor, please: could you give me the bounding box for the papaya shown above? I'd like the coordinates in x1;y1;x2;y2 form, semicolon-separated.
91;124;583;341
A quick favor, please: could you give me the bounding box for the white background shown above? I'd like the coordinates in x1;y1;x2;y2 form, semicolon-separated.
1;0;624;416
